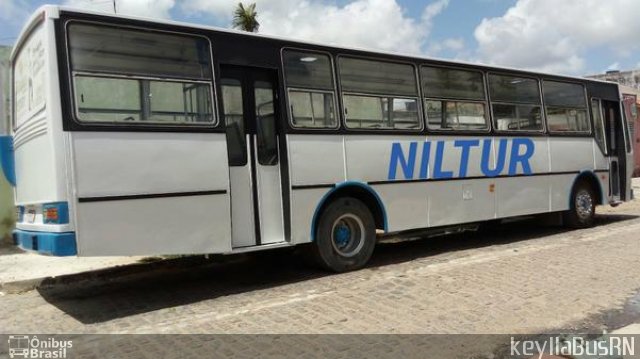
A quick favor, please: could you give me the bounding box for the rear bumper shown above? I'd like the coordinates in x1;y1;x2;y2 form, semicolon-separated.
13;229;77;256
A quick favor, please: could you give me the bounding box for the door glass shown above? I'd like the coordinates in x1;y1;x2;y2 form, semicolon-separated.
591;99;607;154
255;81;278;166
608;108;617;152
222;78;246;166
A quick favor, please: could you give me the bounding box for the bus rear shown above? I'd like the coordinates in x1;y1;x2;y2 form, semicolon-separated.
6;8;77;255
5;6;234;257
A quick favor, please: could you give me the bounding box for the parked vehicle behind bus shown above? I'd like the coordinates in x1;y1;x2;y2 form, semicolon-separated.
0;6;634;272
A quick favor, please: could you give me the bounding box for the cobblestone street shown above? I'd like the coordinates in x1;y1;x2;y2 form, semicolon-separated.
1;194;640;339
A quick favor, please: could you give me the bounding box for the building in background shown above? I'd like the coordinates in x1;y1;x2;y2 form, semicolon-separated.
0;45;14;242
588;69;640;90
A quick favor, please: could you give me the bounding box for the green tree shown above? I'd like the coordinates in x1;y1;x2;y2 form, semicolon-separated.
232;2;260;32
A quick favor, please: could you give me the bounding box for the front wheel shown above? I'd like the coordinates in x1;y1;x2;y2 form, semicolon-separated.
312;197;376;272
563;182;596;228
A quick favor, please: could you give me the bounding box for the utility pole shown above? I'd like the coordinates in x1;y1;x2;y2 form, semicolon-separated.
113;0;117;13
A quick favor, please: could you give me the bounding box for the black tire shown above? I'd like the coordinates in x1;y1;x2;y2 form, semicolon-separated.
563;181;596;228
312;197;376;272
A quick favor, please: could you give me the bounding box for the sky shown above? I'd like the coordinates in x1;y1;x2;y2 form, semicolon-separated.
1;0;639;76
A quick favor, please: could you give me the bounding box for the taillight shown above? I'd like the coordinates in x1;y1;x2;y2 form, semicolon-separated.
43;202;69;224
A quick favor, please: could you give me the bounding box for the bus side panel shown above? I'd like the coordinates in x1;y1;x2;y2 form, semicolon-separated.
290;188;328;245
549;137;602;210
288;134;345;244
426;136;497;227
495;137;550;217
428;179;497;227
71;132;231;255
288;134;345;185
344;135;427;231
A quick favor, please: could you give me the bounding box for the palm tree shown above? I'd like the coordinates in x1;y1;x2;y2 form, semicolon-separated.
232;2;260;33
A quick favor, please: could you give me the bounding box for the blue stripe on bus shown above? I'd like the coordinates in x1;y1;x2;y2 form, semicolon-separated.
13;229;77;256
310;181;388;242
0;135;16;187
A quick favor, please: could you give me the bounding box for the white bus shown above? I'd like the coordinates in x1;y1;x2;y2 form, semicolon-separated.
1;6;634;272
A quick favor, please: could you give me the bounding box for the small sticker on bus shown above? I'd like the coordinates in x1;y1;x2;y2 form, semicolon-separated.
25;207;36;223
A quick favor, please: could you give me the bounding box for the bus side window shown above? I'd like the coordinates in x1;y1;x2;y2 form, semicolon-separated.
67;23;215;126
282;50;338;129
488;74;543;132
543;81;589;133
421;66;488;131
338;57;421;130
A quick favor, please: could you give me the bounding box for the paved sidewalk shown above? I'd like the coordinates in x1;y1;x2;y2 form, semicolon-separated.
0;246;143;292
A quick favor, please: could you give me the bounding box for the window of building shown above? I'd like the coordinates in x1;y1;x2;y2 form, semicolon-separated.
421;66;488;130
282;50;337;129
543;80;589;132
489;74;543;131
67;23;214;126
339;57;420;130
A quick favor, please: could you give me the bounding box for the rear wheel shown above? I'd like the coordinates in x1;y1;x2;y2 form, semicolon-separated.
312;197;376;272
564;181;596;228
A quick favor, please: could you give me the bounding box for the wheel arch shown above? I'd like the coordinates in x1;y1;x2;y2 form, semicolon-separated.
310;181;388;241
569;170;604;207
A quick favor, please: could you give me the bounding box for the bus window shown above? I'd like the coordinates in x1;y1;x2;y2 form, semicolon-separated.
421;66;488;131
489;74;543;131
75;76;141;122
255;81;278;166
543;81;589;132
221;78;246;166
282;50;337;129
591;99;607;154
67;23;215;126
339;57;420;130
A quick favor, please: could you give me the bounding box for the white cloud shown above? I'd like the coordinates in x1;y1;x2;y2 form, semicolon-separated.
443;37;464;52
607;62;620;71
181;0;236;19
473;0;640;75
425;37;465;57
64;0;175;19
182;0;449;55
0;0;30;25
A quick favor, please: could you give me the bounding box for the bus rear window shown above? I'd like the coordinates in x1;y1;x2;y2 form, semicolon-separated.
66;23;215;126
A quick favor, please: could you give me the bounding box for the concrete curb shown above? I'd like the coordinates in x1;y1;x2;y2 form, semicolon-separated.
0;255;236;294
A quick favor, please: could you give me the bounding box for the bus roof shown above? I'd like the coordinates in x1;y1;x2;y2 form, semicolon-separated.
14;4;620;89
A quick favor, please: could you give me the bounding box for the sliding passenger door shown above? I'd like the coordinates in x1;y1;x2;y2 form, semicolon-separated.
220;65;285;248
593;98;628;201
64;22;232;255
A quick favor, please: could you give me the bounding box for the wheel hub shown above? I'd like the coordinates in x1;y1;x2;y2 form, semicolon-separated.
330;214;366;257
575;190;593;219
334;225;351;248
